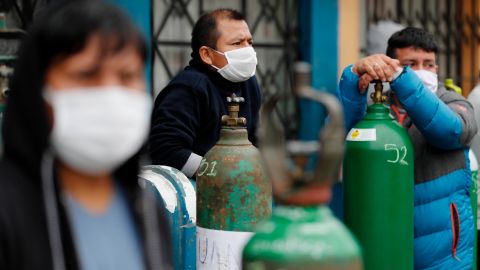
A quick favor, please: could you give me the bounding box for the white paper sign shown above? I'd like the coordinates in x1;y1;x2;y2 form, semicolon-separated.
346;128;377;141
197;226;254;270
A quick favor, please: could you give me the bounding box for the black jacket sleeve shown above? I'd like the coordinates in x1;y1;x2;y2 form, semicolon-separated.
149;85;202;170
247;77;261;147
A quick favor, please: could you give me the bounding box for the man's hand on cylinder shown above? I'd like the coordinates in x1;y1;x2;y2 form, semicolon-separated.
352;54;401;92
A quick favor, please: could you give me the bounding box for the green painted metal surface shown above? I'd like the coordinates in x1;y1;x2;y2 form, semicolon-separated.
469;150;478;269
196;127;272;231
242;205;362;270
343;104;414;270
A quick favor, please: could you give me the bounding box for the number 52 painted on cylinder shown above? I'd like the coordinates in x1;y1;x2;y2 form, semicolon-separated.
384;144;408;165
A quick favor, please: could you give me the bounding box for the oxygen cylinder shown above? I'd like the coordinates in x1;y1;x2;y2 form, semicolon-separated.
139;165;196;270
196;94;272;270
243;62;362;269
343;82;414;269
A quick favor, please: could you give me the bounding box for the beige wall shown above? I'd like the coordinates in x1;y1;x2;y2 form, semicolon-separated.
461;0;480;96
338;0;361;77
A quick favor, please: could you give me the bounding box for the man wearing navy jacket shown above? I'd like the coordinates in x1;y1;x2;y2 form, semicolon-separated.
149;8;261;177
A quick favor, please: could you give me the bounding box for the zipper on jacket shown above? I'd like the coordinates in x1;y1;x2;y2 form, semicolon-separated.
41;149;67;270
450;202;461;261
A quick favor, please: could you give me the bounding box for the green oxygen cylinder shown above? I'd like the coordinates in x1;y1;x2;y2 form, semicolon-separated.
196;94;272;270
242;62;362;270
469;149;478;269
343;81;414;269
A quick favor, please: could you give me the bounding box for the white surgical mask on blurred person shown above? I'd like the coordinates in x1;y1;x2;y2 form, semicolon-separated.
211;46;257;82
414;69;438;93
44;86;151;174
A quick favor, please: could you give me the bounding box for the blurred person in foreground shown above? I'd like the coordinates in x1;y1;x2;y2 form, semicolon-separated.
339;27;477;269
0;1;171;270
148;8;261;178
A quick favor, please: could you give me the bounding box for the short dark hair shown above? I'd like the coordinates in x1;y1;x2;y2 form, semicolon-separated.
191;8;245;60
386;27;438;58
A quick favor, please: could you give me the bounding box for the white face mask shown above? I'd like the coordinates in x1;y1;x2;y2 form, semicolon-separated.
414;69;438;93
44;86;152;175
211;46;257;82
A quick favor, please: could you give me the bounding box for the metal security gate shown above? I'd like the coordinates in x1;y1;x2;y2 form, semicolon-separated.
1;0;50;29
365;0;480;95
4;0;300;137
1;0;47;56
151;0;299;137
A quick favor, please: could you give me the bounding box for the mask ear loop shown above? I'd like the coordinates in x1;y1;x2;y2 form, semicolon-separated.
208;47;229;71
209;47;225;56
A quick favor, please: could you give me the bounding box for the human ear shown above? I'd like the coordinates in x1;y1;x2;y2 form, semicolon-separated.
199;46;213;65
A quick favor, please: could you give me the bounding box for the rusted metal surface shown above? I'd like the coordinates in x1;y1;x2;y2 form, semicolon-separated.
197;128;272;231
196;94;272;231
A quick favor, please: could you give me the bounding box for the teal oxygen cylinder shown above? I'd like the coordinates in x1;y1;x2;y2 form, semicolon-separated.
242;62;362;269
343;81;414;269
139;165;196;270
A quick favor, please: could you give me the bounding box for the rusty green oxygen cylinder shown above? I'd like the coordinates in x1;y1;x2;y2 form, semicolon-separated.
343;81;414;269
196;94;272;270
243;62;362;269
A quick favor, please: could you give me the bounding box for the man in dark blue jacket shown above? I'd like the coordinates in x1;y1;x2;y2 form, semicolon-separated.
149;9;261;177
339;27;477;269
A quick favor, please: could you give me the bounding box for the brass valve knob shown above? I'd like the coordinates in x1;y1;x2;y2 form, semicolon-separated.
221;93;247;127
370;80;387;104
